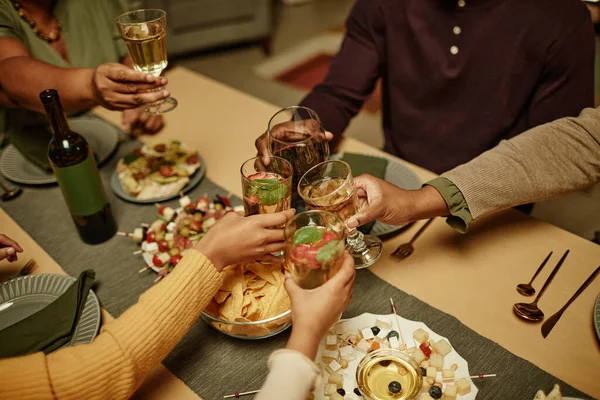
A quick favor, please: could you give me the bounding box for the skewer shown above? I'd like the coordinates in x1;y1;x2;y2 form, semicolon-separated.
133;250;143;255
154;275;164;283
154;203;161;208
179;192;184;198
443;374;497;381
141;223;150;228
138;266;150;273
117;232;133;237
389;298;407;353
223;390;260;399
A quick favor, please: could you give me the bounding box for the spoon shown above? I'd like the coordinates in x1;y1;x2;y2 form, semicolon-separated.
0;178;22;201
513;250;570;322
517;251;553;296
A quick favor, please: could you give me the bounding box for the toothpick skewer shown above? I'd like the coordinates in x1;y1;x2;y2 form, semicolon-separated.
141;223;150;228
117;232;133;237
133;250;143;255
138;266;150;273
179;192;184;198
443;374;497;381
154;203;161;208
224;390;260;399
390;298;407;353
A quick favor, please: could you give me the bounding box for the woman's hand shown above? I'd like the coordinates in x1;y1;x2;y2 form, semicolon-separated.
121;108;163;135
194;209;296;271
92;63;169;111
0;234;23;262
284;253;356;359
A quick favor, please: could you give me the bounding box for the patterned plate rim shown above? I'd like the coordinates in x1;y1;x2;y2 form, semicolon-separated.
110;154;206;204
594;292;600;343
0;273;101;348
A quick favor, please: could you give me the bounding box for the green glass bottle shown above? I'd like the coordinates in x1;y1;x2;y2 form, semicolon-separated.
40;89;117;244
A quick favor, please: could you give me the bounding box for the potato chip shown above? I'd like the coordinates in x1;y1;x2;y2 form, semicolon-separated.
247;278;268;291
215;290;230;304
247;263;278;286
220;281;244;321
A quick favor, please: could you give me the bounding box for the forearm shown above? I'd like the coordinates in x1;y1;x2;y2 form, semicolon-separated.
0;56;96;113
0;250;222;400
443;107;600;220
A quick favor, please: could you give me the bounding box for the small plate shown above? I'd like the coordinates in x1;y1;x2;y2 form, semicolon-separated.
594;293;600;343
0;117;119;185
331;153;422;237
0;274;101;349
315;312;478;399
110;154;206;204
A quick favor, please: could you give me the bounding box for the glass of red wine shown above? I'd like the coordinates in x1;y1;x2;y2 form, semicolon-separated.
267;106;330;209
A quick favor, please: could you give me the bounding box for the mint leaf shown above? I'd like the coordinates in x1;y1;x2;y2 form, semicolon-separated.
248;179;287;206
316;240;342;263
294;226;324;245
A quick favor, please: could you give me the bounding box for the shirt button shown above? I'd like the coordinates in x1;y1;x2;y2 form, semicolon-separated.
450;46;459;55
458;0;466;7
453;26;461;35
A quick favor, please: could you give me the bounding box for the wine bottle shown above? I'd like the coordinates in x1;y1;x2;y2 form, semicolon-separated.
40;89;117;244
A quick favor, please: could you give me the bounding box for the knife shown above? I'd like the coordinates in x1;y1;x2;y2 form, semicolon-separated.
541;265;600;338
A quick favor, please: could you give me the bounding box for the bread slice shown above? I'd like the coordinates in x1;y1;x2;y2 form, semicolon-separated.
137;177;190;200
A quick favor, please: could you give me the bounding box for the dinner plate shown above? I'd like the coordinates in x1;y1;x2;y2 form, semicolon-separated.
594;293;600;343
331;153;422;237
110;154;206;204
315;312;478;399
0;274;101;349
0;117;120;185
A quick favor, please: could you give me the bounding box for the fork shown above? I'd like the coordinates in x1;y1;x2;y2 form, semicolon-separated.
8;259;36;280
391;219;435;260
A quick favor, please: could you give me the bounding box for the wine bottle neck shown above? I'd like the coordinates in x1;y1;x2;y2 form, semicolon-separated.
42;97;70;140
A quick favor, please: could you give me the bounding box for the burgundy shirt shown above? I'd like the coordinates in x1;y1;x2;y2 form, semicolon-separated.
301;0;595;173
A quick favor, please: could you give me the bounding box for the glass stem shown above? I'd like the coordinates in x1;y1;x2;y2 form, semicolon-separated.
346;229;368;254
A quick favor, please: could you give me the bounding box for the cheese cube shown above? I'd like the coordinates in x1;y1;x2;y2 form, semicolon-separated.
432;339;452;357
166;222;177;232
413;328;429;344
133;228;144;243
421;377;431;393
179;196;192;208
328;394;344;400
389;336;400;349
442;369;454;379
165;232;174;242
375;318;391;330
456;379;472;396
345;352;357;361
419;394;434;400
329;360;342;372
327;335;338;346
162;207;175;221
357;339;371;353
322;349;339;359
426;367;437;378
444;384;457;400
376;328;391;340
328;372;344;387
361;328;375;340
339;346;354;357
429;354;443;370
233;205;245;213
412;348;426;364
145;242;159;254
324;383;337;396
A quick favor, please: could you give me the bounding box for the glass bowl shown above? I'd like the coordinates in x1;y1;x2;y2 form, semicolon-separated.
200;309;292;340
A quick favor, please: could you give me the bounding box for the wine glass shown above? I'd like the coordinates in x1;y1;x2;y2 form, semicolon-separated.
268;106;329;208
284;210;346;289
298;160;383;269
240;155;293;217
116;9;177;114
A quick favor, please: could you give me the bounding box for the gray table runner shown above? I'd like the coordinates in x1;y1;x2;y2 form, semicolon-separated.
0;139;594;400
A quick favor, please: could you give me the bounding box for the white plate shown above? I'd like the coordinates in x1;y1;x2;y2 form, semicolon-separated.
315;312;478;399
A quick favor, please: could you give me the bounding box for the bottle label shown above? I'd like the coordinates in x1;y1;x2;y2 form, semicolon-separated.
53;153;109;217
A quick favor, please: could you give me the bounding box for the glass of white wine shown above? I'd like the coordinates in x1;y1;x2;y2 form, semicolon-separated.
116;9;177;114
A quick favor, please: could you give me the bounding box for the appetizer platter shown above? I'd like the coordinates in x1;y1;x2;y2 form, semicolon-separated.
111;140;205;203
118;193;244;281
314;311;480;400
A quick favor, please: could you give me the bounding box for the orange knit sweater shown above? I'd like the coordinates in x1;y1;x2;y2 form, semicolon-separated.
0;249;222;399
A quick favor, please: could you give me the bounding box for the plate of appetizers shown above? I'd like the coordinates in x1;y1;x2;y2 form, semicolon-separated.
314;313;478;400
110;140;205;203
118;194;244;281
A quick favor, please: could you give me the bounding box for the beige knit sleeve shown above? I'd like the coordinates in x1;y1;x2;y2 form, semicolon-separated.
442;107;600;220
256;349;321;400
0;249;222;400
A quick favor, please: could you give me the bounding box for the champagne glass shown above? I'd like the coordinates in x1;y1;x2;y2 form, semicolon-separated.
268;106;329;208
116;9;177;114
241;155;293;217
298;160;383;269
284;210;346;289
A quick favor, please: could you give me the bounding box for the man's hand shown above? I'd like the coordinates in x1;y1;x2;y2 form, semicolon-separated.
92;63;169;111
122;108;163;135
0;234;23;262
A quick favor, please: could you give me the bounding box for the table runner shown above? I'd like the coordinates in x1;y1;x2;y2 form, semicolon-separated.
0;140;593;400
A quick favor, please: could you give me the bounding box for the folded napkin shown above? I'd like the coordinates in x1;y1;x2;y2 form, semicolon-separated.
340;153;388;234
0;270;96;358
9;125;54;171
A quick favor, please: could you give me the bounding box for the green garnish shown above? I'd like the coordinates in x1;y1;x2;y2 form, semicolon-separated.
316;240;342;263
293;226;324;245
122;152;141;164
248;179;287;206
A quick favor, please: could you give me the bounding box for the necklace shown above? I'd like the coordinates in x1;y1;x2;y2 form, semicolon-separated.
10;1;62;44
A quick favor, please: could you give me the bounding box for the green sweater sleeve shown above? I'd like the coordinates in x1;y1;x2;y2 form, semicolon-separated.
424;177;472;233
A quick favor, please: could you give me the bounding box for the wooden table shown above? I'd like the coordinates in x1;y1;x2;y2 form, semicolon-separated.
2;67;599;398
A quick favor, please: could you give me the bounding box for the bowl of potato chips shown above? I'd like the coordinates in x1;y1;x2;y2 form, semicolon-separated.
201;262;292;339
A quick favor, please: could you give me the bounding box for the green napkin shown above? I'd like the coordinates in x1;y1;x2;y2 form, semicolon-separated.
9;126;53;171
340;153;388;234
0;270;96;358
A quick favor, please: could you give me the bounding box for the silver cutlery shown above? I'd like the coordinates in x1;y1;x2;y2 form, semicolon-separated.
517;251;553;296
541;265;600;338
8;259;36;280
391;218;434;260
